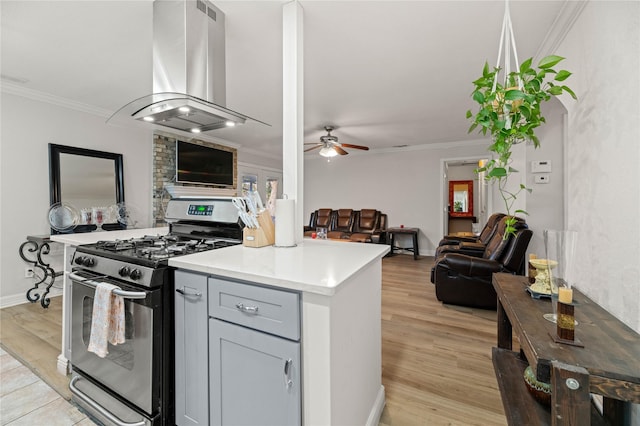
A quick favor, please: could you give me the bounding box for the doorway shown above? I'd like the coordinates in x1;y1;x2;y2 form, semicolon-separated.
440;157;490;237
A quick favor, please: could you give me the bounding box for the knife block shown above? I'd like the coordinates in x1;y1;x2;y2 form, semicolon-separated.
243;211;275;248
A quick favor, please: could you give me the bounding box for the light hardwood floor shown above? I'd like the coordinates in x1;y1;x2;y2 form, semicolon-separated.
378;255;506;425
0;254;507;425
0;297;91;425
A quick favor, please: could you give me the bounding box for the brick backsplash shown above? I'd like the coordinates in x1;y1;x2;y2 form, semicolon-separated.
152;133;237;226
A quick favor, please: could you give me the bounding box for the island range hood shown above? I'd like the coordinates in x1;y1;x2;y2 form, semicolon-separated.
108;0;268;133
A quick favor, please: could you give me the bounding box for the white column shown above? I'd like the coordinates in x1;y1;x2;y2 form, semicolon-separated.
282;1;304;244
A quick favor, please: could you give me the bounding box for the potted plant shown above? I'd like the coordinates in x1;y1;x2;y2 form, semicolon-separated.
466;55;576;237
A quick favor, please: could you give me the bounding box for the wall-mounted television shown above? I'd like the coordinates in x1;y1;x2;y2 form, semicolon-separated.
175;141;234;186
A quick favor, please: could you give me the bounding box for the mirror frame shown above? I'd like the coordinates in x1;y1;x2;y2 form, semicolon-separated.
449;180;474;218
49;143;125;233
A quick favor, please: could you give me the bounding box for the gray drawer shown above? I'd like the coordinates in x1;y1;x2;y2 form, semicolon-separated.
208;277;300;341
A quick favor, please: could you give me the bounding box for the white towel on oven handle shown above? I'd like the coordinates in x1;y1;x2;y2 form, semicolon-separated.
87;282;125;358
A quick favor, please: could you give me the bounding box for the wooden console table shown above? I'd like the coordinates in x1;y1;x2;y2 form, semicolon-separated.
492;273;640;425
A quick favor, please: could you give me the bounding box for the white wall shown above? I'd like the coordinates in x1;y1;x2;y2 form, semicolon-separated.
559;2;640;419
524;99;566;258
0;93;154;306
304;142;491;256
559;1;640;332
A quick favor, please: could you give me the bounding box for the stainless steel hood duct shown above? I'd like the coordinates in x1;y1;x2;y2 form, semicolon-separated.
108;0;268;133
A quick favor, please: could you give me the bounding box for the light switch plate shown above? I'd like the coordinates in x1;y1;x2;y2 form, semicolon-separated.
535;174;550;184
531;160;552;173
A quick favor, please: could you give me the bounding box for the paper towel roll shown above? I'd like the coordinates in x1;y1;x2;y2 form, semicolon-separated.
275;199;296;247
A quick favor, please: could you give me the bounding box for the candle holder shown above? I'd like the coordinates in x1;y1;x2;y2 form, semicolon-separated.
542;230;578;323
550;299;584;347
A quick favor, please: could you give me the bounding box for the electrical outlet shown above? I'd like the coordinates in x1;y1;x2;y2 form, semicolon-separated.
24;267;34;278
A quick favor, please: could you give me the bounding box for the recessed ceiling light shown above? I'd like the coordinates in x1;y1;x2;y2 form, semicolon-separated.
225;121;236;127
179;106;190;113
143;116;155;122
191;128;201;133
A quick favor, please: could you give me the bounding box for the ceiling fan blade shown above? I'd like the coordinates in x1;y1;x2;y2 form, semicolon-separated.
304;144;322;152
340;143;369;151
334;146;349;155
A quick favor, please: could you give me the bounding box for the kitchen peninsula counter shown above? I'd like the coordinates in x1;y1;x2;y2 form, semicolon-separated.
170;239;390;426
169;238;389;295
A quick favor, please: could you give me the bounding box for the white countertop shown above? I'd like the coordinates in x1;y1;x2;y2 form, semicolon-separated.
169;239;390;296
50;227;169;246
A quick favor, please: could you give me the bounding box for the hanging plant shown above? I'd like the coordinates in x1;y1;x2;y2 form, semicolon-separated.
466;55;576;237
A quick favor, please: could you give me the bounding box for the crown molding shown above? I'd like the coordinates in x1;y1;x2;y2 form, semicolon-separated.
1;81;113;118
534;0;588;61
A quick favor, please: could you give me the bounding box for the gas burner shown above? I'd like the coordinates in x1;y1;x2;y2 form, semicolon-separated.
96;239;135;251
137;246;170;260
167;245;187;254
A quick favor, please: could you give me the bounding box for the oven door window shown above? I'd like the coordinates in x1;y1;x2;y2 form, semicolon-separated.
81;296;135;370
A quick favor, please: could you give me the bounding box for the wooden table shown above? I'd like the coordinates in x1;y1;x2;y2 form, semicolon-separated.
492;273;640;425
387;227;419;260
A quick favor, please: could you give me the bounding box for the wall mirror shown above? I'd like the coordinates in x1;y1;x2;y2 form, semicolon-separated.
49;144;125;233
449;180;473;217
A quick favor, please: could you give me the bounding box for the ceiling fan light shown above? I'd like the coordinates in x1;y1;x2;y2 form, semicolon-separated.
319;146;338;157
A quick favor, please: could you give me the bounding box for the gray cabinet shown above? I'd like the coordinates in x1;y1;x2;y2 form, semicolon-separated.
174;271;209;426
209;319;301;426
209;277;301;426
175;271;301;426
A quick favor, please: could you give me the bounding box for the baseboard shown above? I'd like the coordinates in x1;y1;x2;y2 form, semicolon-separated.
0;289;63;309
366;385;386;426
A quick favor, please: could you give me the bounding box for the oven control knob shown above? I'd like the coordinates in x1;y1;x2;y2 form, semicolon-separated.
82;257;95;267
129;269;142;281
74;256;85;265
118;266;131;277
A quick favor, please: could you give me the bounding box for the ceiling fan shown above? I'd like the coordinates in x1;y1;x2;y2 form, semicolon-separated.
304;126;370;157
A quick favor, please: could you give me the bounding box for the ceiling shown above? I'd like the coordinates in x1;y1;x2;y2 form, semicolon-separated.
1;0;568;159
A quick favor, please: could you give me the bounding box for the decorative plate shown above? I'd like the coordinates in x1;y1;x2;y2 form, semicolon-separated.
526;286;552;300
48;202;79;232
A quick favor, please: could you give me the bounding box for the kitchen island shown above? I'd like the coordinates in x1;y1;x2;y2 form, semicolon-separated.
169;238;390;426
50;227;168;375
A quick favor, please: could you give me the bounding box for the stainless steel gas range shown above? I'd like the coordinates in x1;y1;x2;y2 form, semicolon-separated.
68;198;242;426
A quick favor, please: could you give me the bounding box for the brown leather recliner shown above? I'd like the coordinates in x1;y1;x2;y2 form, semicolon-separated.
438;213;506;246
303;209;334;237
434;212;506;258
431;216;533;309
327;209;356;239
350;209;386;243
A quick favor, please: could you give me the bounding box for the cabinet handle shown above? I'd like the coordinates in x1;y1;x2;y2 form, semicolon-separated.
176;287;202;297
284;358;293;388
235;302;259;314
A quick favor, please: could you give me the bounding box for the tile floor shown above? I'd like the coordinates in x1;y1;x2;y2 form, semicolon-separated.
0;347;94;425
